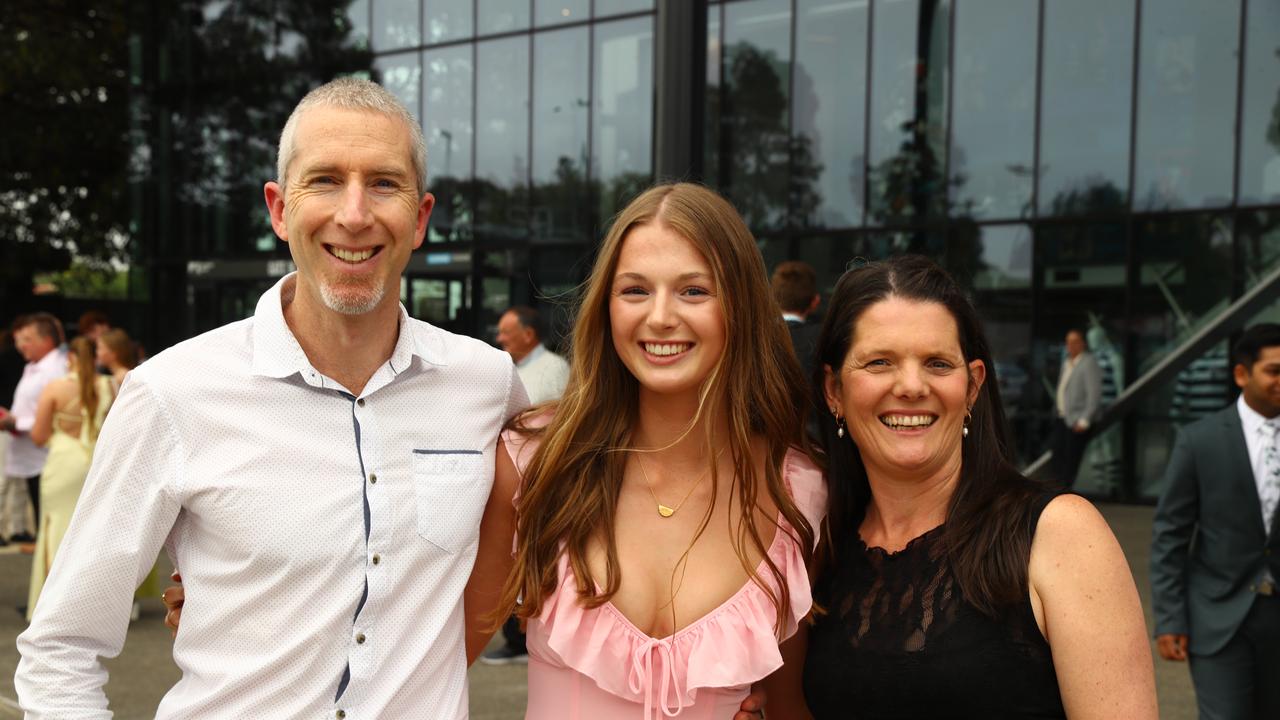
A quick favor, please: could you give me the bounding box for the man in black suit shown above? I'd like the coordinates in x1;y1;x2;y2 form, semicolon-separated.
771;260;821;383
1151;323;1280;719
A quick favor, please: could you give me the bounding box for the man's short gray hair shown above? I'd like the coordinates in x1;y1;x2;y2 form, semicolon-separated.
277;77;428;195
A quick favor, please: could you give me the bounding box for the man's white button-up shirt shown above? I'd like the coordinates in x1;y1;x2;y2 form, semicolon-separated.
5;345;68;478
16;274;529;719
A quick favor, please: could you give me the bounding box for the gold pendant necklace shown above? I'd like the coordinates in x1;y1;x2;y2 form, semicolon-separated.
635;447;725;518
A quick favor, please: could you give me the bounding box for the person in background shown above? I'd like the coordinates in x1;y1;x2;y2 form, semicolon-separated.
771;260;822;384
1051;328;1102;487
96;328;139;394
77;310;112;343
25;336;115;621
1151;323;1280;720
765;255;1155;719
0;313;67;546
496;305;570;406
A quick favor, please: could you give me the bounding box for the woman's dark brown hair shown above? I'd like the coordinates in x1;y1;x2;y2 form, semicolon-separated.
814;254;1048;616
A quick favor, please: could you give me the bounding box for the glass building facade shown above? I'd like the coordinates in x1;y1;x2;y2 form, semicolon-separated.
31;0;1280;501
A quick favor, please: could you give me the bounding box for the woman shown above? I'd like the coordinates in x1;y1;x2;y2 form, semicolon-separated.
767;256;1155;718
27;337;115;620
96;327;138;393
487;183;825;719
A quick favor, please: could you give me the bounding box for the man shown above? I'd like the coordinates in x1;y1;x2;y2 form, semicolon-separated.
495;305;569;405
1050;328;1102;486
1151;323;1280;719
770;261;822;383
16;78;529;718
0;313;66;546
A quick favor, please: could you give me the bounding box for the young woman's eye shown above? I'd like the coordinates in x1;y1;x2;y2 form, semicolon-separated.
682;286;712;297
618;286;648;296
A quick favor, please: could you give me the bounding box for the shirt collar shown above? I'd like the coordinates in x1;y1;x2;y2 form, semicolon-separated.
251;273;447;379
516;343;546;368
30;346;66;374
782;313;805;324
1239;394;1278;435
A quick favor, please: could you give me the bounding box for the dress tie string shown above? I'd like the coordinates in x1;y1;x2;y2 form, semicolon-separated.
627;637;685;719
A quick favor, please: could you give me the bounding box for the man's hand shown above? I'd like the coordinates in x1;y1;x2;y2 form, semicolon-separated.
733;685;766;719
161;572;184;638
1155;633;1188;661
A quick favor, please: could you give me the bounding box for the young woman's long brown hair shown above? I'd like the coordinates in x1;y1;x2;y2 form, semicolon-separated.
67;337;102;441
495;183;817;636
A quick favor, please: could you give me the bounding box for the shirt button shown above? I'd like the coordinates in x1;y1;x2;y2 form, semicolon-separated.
356;633;366;644
357;398;365;407
371;553;381;565
336;711;346;719
369;473;377;484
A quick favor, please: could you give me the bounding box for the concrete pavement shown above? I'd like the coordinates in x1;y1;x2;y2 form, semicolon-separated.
0;503;1194;718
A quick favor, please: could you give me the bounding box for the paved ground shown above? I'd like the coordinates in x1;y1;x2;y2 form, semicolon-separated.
0;503;1193;718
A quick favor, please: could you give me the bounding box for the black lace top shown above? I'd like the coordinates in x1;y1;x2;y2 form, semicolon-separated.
802;494;1066;719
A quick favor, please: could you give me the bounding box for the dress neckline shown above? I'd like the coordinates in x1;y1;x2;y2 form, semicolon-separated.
856;523;944;559
594;448;800;642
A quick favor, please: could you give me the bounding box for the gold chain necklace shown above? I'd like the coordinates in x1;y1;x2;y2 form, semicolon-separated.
634;447;725;518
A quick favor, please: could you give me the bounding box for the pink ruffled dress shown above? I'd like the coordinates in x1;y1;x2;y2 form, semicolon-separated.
502;430;827;720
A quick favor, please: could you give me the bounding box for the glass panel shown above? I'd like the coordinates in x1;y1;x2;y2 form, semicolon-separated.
373;51;421;121
867;0;951;225
372;0;419;51
795;231;949;295
1134;0;1241;210
424;0;473;44
1038;0;1134;217
1032;224;1128;491
950;0;1037;220
410;277;470;334
475;36;530;239
479;0;530;35
346;0;371;50
1239;0;1280;206
1132;214;1234;375
593;17;654;223
721;0;792;231
969;224;1034;459
595;0;654;17
536;0;589;26
793;0;868;229
423;45;474;242
705;5;722;191
532;27;590;242
1240;209;1280;290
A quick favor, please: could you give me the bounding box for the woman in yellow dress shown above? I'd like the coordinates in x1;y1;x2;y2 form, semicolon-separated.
27;337;114;620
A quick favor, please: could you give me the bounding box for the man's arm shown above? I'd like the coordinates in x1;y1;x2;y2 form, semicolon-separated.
463;437;520;664
15;374;184;716
1149;425;1198;652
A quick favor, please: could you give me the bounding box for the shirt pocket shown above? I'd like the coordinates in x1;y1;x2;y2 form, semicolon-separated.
410;449;491;553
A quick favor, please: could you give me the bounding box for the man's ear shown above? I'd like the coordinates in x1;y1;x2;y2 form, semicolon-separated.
265;182;288;242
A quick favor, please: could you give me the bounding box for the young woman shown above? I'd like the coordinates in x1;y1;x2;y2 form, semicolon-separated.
490;182;826;719
27;337;115;620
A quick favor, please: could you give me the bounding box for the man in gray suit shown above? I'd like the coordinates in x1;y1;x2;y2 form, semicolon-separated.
1051;328;1102;486
1151;323;1280;719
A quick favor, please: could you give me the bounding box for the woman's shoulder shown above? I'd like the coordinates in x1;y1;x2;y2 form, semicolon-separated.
781;447;828;539
500;407;557;474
